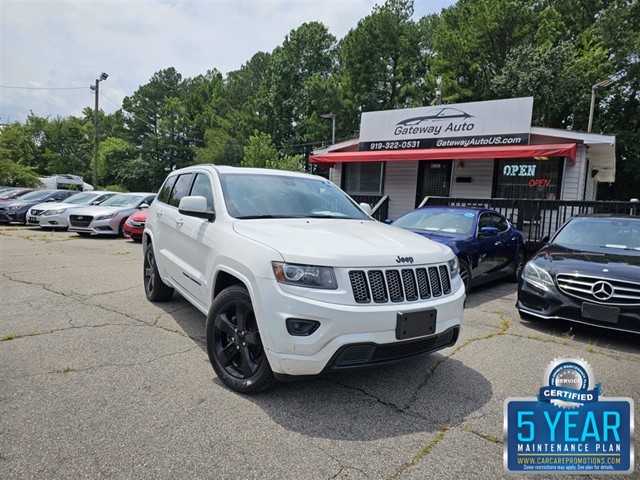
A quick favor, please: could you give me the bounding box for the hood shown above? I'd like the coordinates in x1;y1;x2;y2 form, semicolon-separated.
533;244;640;282
71;205;132;216
128;210;147;221
402;228;462;250
30;201;76;212
233;219;453;267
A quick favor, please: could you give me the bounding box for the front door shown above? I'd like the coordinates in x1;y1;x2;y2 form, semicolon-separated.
415;160;452;207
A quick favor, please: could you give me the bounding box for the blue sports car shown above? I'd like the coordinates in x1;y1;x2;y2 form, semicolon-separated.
391;206;526;292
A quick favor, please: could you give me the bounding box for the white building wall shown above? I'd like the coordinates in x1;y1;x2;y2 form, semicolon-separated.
384;161;420;219
560;145;587;200
329;163;342;186
449;159;494;198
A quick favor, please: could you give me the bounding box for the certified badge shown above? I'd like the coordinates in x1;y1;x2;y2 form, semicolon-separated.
540;357;599;408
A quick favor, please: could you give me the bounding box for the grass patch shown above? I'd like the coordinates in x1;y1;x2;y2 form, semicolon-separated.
2;333;19;341
392;424;450;477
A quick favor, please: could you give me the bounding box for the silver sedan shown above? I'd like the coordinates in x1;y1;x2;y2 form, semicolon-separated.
68;192;156;237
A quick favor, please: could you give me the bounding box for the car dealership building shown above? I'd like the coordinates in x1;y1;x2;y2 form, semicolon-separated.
310;97;617;222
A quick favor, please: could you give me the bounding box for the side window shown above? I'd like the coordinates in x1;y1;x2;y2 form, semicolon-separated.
492;213;509;232
157;175;177;204
167;174;194;208
478;213;493;230
190;173;214;211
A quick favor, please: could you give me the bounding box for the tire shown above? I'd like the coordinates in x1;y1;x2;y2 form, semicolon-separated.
143;244;174;302
206;285;276;394
118;219;127;237
510;250;526;282
459;259;471;294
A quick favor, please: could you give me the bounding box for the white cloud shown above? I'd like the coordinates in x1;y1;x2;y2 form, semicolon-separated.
0;0;454;123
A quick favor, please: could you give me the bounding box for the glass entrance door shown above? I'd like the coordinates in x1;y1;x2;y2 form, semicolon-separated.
415;160;452;206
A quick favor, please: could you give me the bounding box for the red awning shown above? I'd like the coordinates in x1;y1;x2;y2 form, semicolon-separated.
310;143;577;166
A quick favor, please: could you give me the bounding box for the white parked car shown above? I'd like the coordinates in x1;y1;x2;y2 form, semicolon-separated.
68;192;155;237
26;191;117;229
143;165;465;393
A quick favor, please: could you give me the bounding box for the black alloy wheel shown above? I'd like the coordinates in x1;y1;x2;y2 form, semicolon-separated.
206;285;275;393
459;259;471;294
511;250;526;282
143;244;173;302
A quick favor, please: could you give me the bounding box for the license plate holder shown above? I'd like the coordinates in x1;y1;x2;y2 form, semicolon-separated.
29;217;37;223
396;309;437;340
581;302;619;324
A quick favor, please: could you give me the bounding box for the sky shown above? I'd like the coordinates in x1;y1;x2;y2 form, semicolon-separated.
0;0;455;124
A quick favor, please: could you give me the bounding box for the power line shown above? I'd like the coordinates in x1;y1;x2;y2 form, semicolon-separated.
0;85;88;90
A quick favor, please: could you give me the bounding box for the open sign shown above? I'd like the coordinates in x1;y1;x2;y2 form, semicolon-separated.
529;178;551;188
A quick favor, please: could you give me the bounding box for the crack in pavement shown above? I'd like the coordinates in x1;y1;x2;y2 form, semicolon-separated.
3;345;199;381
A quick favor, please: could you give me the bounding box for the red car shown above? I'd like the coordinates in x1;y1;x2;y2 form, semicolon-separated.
0;188;34;201
122;209;147;241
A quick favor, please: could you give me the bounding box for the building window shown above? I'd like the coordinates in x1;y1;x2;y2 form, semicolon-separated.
343;162;384;195
493;158;563;200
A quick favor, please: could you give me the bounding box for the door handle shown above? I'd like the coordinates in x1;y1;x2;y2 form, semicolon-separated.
175;218;184;227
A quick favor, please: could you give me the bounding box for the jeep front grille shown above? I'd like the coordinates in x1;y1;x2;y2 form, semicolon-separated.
349;265;452;304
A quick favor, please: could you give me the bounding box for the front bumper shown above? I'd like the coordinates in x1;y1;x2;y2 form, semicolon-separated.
253;276;465;376
0;209;26;224
517;280;640;334
123;224;144;240
69;217;121;235
39;212;71;229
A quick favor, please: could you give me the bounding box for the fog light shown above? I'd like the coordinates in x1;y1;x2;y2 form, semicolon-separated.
286;318;320;336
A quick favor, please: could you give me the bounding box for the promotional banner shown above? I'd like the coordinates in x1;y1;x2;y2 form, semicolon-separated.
504;358;634;474
358;97;533;151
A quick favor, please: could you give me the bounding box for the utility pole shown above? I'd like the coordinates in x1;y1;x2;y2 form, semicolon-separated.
91;72;108;188
321;113;336;145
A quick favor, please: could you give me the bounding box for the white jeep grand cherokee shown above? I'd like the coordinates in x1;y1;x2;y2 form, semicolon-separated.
144;165;465;393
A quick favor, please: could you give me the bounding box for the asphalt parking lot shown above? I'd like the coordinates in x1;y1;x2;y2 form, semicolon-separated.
1;226;638;479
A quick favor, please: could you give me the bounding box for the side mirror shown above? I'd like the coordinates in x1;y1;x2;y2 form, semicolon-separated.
45;198;56;202
479;226;499;236
139;203;149;209
359;202;372;215
384;218;394;225
178;196;215;222
540;235;550;243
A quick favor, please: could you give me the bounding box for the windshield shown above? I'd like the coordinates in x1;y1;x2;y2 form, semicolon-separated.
65;192;100;205
100;194;142;208
220;173;370;220
553;217;640;251
393;208;476;236
17;190;54;201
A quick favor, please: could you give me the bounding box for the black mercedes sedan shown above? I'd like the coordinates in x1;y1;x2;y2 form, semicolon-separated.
517;214;640;334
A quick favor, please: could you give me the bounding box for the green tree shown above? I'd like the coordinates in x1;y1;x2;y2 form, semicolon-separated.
241;132;304;171
122;67;194;190
264;22;338;152
339;0;425;135
430;0;534;101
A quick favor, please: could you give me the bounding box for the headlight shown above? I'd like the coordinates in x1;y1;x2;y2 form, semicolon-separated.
96;212;118;220
448;256;459;278
43;208;67;216
272;262;337;289
126;217;135;226
7;204;21;210
522;261;554;291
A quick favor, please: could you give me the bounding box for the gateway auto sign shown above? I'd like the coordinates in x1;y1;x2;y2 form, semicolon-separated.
358;97;533;151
